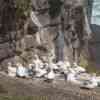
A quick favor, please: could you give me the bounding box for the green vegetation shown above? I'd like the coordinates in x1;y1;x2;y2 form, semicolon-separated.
48;0;63;18
16;0;31;18
79;54;88;68
79;54;100;75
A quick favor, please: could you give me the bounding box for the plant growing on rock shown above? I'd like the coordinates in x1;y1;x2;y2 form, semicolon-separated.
16;0;31;19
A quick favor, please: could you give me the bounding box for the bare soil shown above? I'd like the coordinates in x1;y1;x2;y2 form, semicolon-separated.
0;72;100;100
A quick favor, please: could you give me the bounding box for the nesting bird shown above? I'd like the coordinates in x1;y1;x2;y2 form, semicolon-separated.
6;53;100;89
67;68;82;85
65;61;71;68
49;63;58;71
81;74;98;89
8;62;16;77
73;62;86;73
45;69;56;82
95;76;100;86
56;61;68;80
16;63;29;78
28;64;35;76
32;55;47;78
33;55;43;69
35;70;47;78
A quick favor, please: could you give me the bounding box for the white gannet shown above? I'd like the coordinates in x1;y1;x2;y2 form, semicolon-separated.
33;55;43;69
35;68;47;78
56;61;69;80
49;62;58;70
57;61;64;69
32;55;47;78
8;62;16;77
43;63;49;70
16;63;28;77
45;69;55;80
67;68;82;85
95;76;100;86
28;64;35;76
73;62;86;73
65;61;71;67
81;74;98;89
29;63;35;70
57;61;70;71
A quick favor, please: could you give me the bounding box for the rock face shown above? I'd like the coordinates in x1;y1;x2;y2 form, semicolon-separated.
0;0;91;70
0;0;16;70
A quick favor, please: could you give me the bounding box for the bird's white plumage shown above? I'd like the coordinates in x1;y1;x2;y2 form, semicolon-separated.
67;72;82;85
46;70;55;79
8;62;16;77
16;63;28;77
35;68;47;78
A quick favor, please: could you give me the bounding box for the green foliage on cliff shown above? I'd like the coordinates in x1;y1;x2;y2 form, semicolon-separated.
48;0;63;18
16;0;31;18
79;54;100;75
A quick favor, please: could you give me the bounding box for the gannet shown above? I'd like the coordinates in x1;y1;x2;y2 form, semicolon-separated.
16;63;28;77
8;62;16;77
45;69;55;80
67;68;82;85
33;55;43;69
81;74;98;89
73;62;86;73
35;68;47;78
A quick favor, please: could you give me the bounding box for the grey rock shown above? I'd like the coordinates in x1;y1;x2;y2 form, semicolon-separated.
0;0;91;71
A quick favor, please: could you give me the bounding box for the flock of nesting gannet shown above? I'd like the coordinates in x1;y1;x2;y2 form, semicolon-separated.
7;54;100;89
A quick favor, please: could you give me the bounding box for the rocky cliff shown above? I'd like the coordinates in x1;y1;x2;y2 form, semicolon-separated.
0;0;91;71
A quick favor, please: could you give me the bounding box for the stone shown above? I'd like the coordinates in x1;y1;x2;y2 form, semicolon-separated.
0;0;91;73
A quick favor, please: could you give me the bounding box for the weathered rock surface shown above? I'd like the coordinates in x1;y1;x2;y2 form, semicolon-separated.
0;0;91;70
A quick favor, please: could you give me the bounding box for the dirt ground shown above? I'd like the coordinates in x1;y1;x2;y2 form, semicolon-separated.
0;72;100;100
